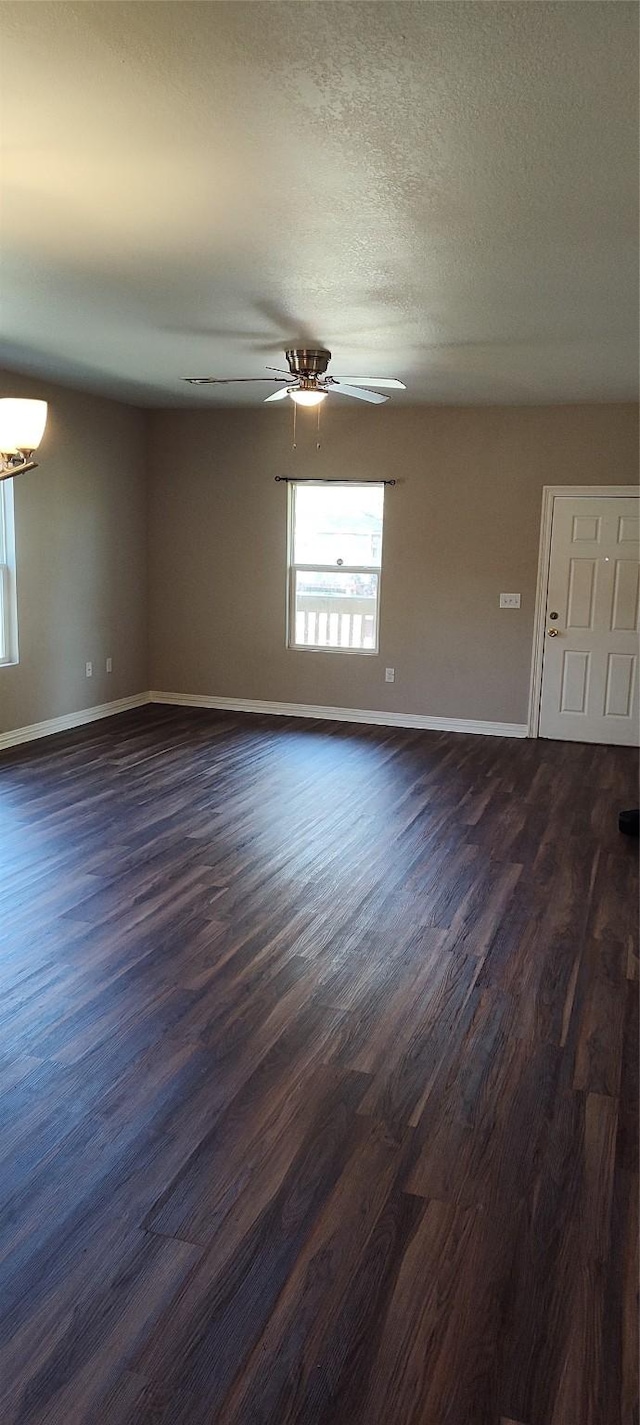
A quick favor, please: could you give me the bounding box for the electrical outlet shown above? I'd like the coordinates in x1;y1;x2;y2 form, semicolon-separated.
106;657;113;673
385;667;395;682
85;661;93;677
499;593;521;609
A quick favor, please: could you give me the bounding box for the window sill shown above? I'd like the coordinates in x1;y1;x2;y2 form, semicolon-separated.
287;644;379;657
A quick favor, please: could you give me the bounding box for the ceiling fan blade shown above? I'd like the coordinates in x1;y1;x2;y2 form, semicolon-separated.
182;377;288;386
330;383;388;404
264;387;292;403
332;377;406;389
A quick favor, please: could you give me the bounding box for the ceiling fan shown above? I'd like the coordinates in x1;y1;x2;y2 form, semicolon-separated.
183;349;405;406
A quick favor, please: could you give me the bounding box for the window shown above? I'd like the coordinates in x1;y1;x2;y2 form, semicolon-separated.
288;481;384;653
0;480;17;665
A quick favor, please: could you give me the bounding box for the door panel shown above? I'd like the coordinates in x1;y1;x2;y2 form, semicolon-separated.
566;558;597;628
618;515;639;544
539;495;639;745
571;514;601;542
560;649;590;714
611;560;639;631
604;653;635;717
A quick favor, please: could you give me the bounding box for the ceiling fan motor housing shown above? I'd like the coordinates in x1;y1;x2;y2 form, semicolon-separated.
286;348;331;378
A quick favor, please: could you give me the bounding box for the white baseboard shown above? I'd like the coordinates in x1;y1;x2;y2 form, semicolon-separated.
0;689;529;753
0;693;150;752
148;690;528;739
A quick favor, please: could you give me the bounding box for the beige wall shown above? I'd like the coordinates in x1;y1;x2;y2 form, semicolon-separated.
147;403;638;726
1;386;636;739
0;371;148;734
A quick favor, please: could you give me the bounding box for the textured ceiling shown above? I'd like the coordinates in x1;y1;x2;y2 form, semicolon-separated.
0;1;638;407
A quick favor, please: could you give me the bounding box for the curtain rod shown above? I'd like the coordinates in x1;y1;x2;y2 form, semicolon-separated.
274;477;396;486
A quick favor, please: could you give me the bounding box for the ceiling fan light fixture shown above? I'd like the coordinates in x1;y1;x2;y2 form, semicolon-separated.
183;348;405;408
289;387;327;407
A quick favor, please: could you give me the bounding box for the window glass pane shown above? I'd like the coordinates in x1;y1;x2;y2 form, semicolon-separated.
0;483;17;665
0;570;5;658
0;570;6;663
293;569;379;650
293;484;383;568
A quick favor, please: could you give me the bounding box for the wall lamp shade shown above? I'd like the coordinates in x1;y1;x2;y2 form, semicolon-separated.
0;399;48;453
289;388;326;407
0;399;48;481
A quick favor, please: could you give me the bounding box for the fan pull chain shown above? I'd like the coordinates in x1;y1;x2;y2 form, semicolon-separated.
316;403;321;451
292;401;297;450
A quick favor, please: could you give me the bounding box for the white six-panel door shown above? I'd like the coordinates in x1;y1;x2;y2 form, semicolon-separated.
538;495;639;745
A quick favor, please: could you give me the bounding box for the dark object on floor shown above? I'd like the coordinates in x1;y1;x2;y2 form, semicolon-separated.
618;808;639;836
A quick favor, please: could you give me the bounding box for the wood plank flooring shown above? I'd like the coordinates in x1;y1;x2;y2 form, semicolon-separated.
0;705;637;1425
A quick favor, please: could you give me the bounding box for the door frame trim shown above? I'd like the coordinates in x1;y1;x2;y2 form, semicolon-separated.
527;485;639;738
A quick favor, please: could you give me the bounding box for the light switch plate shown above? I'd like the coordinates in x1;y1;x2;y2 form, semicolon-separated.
499;593;521;609
385;668;395;682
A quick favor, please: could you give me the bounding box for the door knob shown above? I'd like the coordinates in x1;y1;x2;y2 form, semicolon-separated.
547;628;559;637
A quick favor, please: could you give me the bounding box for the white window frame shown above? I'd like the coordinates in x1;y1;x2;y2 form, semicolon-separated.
0;479;18;666
287;480;384;656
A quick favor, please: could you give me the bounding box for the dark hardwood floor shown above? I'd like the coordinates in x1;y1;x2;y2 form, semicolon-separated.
0;705;637;1425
